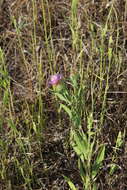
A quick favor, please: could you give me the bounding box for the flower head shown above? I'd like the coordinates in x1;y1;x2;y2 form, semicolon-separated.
49;74;62;86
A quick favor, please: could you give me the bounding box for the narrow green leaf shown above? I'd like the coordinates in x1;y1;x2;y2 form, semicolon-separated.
92;163;100;179
55;93;70;104
115;131;123;148
78;159;85;183
71;130;88;161
92;145;105;179
32;122;37;133
93;183;97;190
60;103;72;119
64;176;77;190
8;120;18;134
87;112;93;131
95;145;105;165
109;163;118;175
71;0;78;15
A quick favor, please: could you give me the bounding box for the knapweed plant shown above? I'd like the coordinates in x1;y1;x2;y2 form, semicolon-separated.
50;74;105;190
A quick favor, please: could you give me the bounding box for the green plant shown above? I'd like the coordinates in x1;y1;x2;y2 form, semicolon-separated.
109;130;125;176
51;73;105;190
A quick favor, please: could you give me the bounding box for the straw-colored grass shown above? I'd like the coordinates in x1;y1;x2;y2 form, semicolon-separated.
0;0;126;189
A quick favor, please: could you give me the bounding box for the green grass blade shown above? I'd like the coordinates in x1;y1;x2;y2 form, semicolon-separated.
64;176;77;190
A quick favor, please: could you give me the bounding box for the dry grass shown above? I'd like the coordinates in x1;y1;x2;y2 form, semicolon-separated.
0;0;127;189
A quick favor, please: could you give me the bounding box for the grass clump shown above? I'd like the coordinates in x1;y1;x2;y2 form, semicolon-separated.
0;0;127;189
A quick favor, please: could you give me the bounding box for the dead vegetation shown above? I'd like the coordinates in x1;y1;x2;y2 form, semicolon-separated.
0;0;127;189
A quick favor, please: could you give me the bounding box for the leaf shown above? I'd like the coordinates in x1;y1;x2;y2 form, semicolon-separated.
92;163;100;180
70;73;79;88
72;113;81;127
88;139;95;159
60;103;72;119
109;163;118;175
70;130;88;161
115;131;123;148
8;119;18;134
93;183;97;190
3;90;9;105
32;122;37;133
95;145;105;165
71;0;78;15
87;112;93;131
55;93;70;104
78;159;85;183
92;145;105;179
64;176;77;190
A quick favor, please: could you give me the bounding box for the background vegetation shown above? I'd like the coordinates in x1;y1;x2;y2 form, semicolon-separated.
0;0;127;189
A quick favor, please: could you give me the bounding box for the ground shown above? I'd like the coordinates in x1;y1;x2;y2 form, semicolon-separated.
0;0;127;190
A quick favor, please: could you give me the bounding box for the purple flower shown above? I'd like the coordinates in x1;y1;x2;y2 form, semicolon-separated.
49;74;63;86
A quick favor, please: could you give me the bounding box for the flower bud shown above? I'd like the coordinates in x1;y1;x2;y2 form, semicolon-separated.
49;74;64;92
